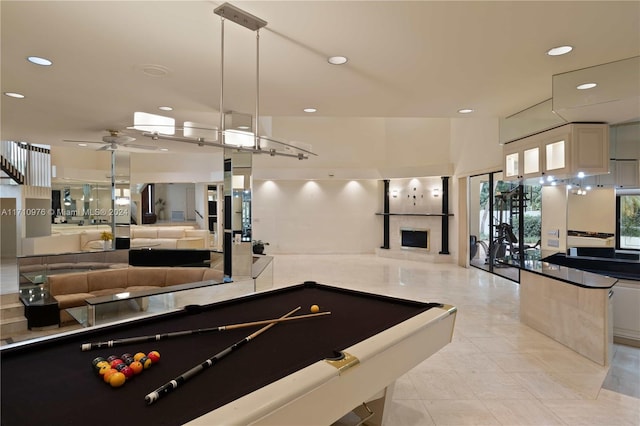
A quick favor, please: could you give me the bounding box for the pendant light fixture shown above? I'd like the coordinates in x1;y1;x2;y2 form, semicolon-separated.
140;2;316;160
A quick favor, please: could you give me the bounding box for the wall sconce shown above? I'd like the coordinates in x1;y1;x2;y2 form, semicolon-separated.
391;189;398;198
432;188;440;197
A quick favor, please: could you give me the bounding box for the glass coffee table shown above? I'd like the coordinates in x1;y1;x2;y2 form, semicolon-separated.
66;279;256;327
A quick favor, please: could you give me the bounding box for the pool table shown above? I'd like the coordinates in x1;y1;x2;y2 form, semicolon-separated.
1;281;456;426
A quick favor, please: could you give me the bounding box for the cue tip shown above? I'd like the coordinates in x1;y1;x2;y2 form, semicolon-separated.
81;343;91;351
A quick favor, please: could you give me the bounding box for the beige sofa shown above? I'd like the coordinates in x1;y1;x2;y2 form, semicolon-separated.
22;229;114;255
48;266;224;323
129;226;209;249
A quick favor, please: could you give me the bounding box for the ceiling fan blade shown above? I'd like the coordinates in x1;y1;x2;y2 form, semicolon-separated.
63;139;104;145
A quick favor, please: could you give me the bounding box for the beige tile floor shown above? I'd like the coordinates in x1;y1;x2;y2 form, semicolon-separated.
2;254;639;425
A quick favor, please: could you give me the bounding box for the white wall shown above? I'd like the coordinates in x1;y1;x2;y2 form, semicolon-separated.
450;118;502;177
0;198;17;258
567;188;616;234
131;151;224;184
252;179;381;254
254;117;452;180
541;186;567;252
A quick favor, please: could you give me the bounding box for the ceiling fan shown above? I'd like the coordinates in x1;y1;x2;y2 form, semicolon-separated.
63;130;159;151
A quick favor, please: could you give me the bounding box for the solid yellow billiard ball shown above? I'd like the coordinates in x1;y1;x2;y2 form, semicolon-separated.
310;304;320;313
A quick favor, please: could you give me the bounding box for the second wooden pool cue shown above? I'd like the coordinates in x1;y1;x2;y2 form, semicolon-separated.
144;306;300;405
80;310;330;351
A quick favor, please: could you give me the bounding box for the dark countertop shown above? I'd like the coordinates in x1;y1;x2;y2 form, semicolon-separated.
542;252;639;282
519;259;618;289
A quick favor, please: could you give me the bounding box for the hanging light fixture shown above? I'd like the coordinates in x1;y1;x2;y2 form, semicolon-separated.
140;2;316;160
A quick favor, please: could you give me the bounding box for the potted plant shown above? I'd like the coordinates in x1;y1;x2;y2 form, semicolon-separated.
100;231;114;250
252;240;269;255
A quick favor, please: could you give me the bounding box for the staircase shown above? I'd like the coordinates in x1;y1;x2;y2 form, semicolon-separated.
0;140;51;187
0;293;28;342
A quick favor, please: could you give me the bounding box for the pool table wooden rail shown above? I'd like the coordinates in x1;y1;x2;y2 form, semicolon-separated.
187;304;457;426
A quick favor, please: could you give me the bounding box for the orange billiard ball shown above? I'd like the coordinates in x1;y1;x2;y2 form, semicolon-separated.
103;368;118;383
310;304;320;313
129;361;143;375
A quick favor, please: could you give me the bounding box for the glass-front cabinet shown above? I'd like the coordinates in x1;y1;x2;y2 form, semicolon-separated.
503;123;608;182
503;137;544;180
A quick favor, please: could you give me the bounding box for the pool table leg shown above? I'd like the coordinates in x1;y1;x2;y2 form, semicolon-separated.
351;382;395;426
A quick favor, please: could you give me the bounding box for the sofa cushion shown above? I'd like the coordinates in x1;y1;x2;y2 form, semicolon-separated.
132;227;158;239
47;262;77;270
83;240;105;251
89;288;127;297
165;268;206;286
80;230;105;250
127;267;166;287
49;272;89;296
129;238;158;248
176;238;205;249
125;285;162;292
185;229;208;238
157;228;186;239
87;268;129;292
54;293;94;309
153;239;179;249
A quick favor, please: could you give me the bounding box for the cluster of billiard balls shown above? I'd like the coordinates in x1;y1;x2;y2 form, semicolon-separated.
92;351;160;388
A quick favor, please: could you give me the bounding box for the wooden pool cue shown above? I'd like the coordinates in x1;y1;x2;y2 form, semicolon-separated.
144;306;300;405
80;310;330;351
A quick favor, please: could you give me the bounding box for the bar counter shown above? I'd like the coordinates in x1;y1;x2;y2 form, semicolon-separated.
514;256;617;366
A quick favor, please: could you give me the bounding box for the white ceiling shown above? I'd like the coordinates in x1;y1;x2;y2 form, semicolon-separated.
2;1;639;153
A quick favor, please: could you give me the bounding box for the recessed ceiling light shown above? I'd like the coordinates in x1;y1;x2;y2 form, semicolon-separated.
158;106;173;111
78;143;88;147
303;108;317;113
160;148;169;151
27;56;52;66
4;92;25;98
458;108;473;114
576;82;597;90
328;56;348;65
546;45;573;56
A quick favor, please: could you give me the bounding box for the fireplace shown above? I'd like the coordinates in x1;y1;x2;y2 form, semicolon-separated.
401;228;429;250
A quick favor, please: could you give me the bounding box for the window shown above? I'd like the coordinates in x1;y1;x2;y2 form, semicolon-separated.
618;193;640;250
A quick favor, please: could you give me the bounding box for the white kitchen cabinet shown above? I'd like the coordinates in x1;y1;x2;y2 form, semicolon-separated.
612;279;640;346
615;159;640;188
582;159;639;188
503;123;609;181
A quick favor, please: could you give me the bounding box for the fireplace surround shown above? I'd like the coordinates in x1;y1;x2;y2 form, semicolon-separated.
401;228;429;250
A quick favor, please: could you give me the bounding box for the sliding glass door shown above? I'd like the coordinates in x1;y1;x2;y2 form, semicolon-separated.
469;171;542;282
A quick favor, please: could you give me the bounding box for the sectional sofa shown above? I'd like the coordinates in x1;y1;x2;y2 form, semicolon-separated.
48;266;225;324
129;225;209;249
21;225;210;255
